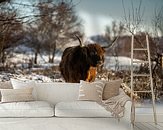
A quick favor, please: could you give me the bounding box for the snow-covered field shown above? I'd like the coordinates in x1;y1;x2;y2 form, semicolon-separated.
7;53;61;65
0;52;142;82
104;56;141;70
7;52;140;70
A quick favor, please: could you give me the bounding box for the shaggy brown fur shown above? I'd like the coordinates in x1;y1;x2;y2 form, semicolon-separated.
59;43;105;83
86;66;97;82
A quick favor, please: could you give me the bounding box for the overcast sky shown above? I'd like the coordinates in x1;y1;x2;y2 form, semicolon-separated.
14;0;163;37
75;0;163;36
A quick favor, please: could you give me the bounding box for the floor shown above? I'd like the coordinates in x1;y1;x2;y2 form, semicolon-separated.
134;122;163;130
0;117;133;130
133;103;163;130
0;117;162;130
135;102;163;121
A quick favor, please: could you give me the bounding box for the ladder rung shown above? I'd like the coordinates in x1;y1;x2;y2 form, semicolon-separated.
133;61;149;63
134;90;152;93
133;74;150;77
133;48;147;51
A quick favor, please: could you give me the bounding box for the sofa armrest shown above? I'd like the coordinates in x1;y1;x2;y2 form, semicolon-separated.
117;101;132;129
122;101;132;122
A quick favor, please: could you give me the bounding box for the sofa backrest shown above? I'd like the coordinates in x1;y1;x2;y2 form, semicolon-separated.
35;82;80;105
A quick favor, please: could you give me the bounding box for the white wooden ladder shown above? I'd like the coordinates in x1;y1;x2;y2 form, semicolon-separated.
130;34;157;125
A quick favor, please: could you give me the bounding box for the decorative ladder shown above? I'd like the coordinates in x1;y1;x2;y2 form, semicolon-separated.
130;34;157;125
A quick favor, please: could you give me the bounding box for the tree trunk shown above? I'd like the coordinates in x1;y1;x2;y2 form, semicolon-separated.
48;54;53;63
49;57;52;63
0;50;6;66
34;46;41;64
48;43;56;63
0;52;2;64
48;55;51;63
48;44;52;63
34;51;38;64
51;51;55;63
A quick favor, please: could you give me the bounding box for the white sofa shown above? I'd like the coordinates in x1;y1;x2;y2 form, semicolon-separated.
0;82;132;130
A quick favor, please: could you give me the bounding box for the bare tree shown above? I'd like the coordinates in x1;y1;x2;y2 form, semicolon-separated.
122;0;144;34
104;21;126;71
0;0;9;3
29;0;83;63
121;0;163;100
151;6;163;98
153;7;163;36
105;21;125;41
0;0;82;66
25;25;41;64
0;3;24;66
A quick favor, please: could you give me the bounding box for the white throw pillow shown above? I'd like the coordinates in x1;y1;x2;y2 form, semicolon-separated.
1;88;34;103
11;78;37;100
78;80;104;102
55;101;112;117
0;101;54;117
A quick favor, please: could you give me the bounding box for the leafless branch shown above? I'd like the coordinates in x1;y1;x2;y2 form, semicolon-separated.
122;0;144;34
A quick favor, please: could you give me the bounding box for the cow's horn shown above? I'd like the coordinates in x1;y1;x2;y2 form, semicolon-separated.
75;35;84;47
102;36;119;49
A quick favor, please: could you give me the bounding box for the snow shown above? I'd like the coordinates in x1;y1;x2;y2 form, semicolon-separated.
7;52;141;71
104;56;141;70
0;72;63;82
7;53;61;65
1;54;144;83
13;45;33;54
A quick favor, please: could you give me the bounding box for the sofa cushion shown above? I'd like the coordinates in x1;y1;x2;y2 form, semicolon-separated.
11;78;37;100
103;79;122;100
0;81;12;89
0;101;54;117
55;101;112;117
0;88;34;103
78;80;105;102
0;81;13;101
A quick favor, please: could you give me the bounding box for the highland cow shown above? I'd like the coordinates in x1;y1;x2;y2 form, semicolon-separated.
59;38;105;83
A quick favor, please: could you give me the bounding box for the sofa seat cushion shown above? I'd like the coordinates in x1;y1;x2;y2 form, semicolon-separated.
55;101;112;117
0;101;54;117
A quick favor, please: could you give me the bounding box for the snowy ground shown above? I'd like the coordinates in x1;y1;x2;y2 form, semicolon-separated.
0;52;142;82
104;56;141;70
0;52;147;83
7;52;140;70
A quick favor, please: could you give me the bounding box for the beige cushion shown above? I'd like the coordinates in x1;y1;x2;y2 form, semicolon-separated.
10;78;37;100
0;81;13;101
1;87;34;103
0;81;12;89
102;79;122;100
78;80;105;102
